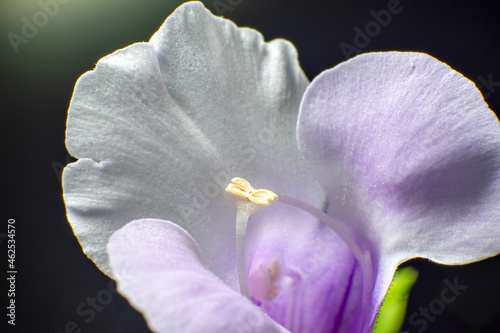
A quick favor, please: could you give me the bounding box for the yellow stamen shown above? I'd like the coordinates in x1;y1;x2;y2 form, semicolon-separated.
225;177;278;206
225;177;278;298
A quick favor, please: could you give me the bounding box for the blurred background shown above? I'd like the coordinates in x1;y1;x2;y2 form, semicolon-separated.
1;0;499;332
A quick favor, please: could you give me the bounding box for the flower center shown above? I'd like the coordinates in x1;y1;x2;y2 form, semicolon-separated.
226;177;374;326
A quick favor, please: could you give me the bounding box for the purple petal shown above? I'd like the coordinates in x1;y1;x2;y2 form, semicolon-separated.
297;51;500;328
107;218;289;333
246;203;365;332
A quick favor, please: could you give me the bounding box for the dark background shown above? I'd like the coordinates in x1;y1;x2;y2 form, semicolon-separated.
2;0;499;332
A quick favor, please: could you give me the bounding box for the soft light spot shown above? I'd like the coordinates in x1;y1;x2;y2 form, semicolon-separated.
248;252;286;304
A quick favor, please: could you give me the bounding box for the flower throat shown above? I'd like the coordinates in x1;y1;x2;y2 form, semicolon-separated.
225;177;374;322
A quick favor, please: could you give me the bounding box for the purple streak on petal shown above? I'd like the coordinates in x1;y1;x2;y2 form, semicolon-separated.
107;218;289;333
277;194;375;329
332;260;356;331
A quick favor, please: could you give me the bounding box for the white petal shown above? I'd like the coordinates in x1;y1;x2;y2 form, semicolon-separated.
63;2;321;289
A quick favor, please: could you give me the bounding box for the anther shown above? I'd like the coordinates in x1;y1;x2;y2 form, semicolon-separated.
226;177;278;206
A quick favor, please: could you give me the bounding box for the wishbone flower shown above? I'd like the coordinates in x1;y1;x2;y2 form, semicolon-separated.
63;2;500;332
